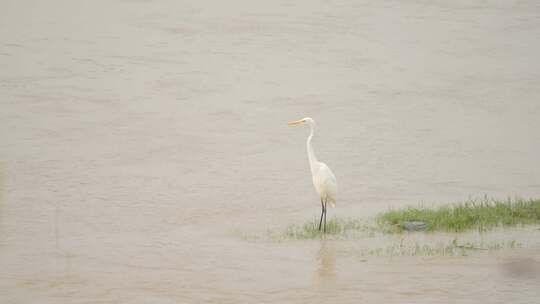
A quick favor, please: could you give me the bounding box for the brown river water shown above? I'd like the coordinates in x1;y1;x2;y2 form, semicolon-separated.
1;0;540;303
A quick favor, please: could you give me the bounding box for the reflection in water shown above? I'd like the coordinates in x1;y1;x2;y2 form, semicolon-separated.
500;258;540;279
317;239;336;280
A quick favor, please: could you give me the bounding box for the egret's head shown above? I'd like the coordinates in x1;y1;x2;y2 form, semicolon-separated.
288;117;315;126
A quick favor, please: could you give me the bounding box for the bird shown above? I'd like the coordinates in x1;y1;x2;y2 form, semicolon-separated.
288;117;337;233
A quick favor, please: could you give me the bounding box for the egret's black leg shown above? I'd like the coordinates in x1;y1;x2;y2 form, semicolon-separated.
318;198;325;231
323;198;328;233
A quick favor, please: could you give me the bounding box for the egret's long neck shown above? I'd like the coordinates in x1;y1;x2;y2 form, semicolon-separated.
306;123;318;174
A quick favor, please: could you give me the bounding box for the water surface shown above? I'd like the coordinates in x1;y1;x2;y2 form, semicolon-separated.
1;0;540;303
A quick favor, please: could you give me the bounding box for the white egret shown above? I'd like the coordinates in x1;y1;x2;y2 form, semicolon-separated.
288;117;337;232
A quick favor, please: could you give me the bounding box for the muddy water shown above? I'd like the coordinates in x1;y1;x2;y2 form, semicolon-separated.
1;0;540;303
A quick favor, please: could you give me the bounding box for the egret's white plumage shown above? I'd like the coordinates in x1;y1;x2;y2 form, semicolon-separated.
312;162;337;208
288;117;337;232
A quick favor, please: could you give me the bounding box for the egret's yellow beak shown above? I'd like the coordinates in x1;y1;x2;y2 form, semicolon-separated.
288;119;305;125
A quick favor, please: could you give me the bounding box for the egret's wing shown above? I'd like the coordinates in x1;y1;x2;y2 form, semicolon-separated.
316;162;337;206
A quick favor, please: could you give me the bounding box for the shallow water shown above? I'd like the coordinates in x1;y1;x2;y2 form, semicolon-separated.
1;0;540;303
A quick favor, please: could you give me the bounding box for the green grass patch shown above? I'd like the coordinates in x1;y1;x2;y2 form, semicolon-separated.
354;238;522;257
378;197;540;232
275;217;378;240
